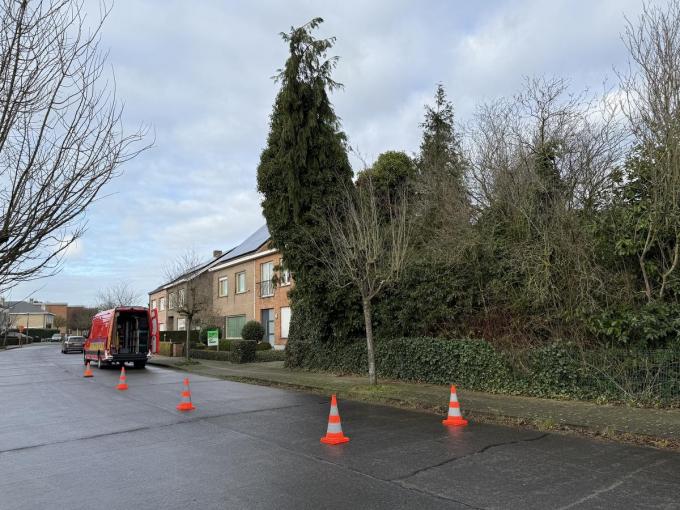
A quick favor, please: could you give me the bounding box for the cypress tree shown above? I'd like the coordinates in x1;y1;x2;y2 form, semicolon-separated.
257;19;358;354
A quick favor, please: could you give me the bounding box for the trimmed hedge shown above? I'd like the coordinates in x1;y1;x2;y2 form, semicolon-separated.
256;342;272;351
189;347;285;363
191;349;232;362
26;328;59;340
232;340;256;363
160;330;199;343
241;321;264;341
285;337;680;405
256;349;285;362
286;337;510;392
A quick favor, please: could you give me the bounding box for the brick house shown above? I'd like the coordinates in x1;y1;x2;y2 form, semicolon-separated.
148;225;293;349
45;303;68;330
207;225;292;350
254;251;292;350
148;252;223;332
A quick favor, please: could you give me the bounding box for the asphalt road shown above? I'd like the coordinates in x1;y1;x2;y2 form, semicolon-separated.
0;344;678;510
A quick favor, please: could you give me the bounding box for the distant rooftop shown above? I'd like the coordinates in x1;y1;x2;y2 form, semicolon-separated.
5;301;55;315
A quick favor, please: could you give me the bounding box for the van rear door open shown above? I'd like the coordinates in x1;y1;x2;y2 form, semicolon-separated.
85;306;158;369
113;309;149;355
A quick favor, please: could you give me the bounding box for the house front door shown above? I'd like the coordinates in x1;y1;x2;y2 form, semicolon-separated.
260;309;274;345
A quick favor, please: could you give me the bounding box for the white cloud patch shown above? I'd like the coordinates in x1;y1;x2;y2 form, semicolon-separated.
11;0;665;305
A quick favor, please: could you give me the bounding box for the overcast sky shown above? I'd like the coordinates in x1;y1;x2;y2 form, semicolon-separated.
9;0;661;306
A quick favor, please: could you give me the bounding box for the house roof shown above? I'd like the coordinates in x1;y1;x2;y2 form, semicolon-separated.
210;224;270;268
148;225;271;295
148;258;214;295
6;301;55;315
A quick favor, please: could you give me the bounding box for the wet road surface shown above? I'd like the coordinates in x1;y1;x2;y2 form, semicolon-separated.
0;344;678;509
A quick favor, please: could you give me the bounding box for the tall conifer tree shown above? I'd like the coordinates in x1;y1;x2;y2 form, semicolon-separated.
257;19;357;349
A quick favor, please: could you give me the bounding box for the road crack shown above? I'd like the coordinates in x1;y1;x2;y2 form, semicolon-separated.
555;459;668;509
390;432;549;483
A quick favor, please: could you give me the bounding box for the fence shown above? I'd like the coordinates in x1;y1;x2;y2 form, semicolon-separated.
504;347;680;407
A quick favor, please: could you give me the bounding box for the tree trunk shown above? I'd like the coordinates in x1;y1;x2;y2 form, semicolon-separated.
185;317;191;361
362;296;377;385
638;253;653;303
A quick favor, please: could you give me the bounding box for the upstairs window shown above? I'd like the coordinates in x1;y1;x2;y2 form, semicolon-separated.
236;271;246;293
218;277;228;297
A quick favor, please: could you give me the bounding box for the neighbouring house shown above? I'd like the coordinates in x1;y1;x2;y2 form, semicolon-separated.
5;300;55;329
148;224;293;350
148;251;223;333
44;302;68;332
208;225;292;350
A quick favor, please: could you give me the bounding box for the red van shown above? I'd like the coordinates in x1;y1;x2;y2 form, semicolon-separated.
84;307;159;369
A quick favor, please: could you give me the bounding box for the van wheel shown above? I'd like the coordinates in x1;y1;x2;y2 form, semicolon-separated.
83;353;87;366
134;361;146;369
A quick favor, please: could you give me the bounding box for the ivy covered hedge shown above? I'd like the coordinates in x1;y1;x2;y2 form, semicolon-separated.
286;337;680;406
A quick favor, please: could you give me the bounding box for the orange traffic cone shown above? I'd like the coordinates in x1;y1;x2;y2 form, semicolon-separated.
442;385;468;426
116;366;128;391
320;394;350;445
176;377;195;411
83;361;93;378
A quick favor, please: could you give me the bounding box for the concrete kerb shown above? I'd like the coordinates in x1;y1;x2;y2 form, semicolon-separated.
147;356;680;450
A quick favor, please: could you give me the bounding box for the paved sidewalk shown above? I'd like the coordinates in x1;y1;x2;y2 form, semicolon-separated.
149;355;680;443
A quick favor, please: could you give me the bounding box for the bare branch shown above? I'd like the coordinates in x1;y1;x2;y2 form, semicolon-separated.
0;0;148;293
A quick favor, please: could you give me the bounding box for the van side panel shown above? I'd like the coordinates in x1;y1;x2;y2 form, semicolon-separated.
85;309;114;361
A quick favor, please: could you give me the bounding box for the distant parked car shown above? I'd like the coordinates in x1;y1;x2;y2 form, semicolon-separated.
4;331;32;344
62;335;85;354
51;333;63;342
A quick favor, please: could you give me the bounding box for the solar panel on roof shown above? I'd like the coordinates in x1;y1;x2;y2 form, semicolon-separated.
211;224;269;265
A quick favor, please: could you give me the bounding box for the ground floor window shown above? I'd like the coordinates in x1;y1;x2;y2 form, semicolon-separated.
226;314;246;339
281;307;291;338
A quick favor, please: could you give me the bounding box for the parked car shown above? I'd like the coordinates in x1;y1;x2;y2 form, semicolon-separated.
51;333;63;342
62;335;85;354
4;331;32;344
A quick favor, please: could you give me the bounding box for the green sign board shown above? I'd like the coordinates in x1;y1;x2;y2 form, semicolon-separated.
207;329;219;347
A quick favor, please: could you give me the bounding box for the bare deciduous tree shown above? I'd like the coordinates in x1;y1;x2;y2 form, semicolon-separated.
464;77;625;342
314;180;413;384
163;249;211;361
0;0;146;292
96;282;141;310
619;0;680;301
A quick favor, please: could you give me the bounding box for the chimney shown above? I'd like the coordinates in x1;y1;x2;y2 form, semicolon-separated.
213;250;223;258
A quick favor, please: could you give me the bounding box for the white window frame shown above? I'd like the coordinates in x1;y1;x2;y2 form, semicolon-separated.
178;288;186;308
151;299;157;310
218;276;228;297
177;318;186;331
226;314;246;339
260;262;274;297
281;306;291;338
236;271;246;294
168;292;176;310
159;297;166;311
